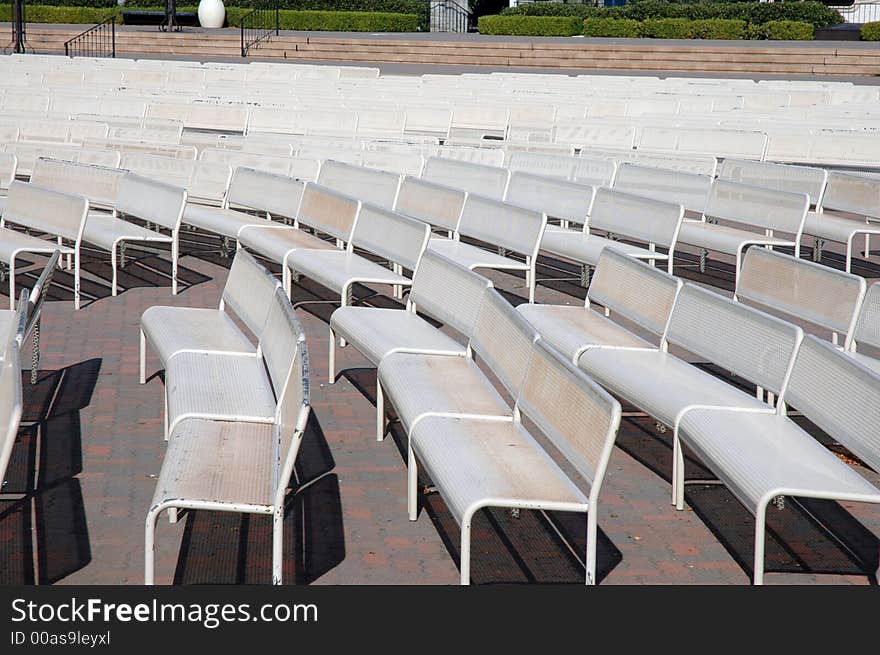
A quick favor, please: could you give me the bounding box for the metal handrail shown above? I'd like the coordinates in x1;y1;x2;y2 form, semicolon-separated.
64;14;116;58
241;0;280;57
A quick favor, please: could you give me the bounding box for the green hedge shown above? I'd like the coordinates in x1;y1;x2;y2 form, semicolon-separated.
689;18;748;39
0;4;418;30
862;21;880;40
638;17;693;39
582;17;640;38
753;19;814;40
502;1;842;29
478;14;582;36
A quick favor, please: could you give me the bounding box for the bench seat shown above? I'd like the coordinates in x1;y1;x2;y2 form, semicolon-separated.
578;348;770;428
0;310;16;359
377;353;510;433
804;211;880;244
411;416;588;524
846;350;880;376
151;419;276;511
165;352;276;436
678;219;793;254
330;306;467;366
517;303;652;363
679;408;880;514
83;215;171;252
0;227;74;262
428;238;530;272
183;204;269;238
238;225;333;266
541;230;666;266
287;249;411;297
141;305;256;367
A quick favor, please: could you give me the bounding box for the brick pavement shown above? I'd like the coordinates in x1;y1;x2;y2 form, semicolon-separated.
0;235;878;585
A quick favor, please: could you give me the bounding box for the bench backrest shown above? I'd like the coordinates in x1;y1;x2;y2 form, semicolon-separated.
820;171;880;219
221;249;282;340
404;107;452;137
3;181;89;243
666;283;803;396
553;124;637;150
718;159;827;209
0;345;23;485
351;204;431;272
422;157;510;201
121;154;232;205
296;183;360;244
517;340;621;495
260;287;303;401
275;310;310;505
470;288;538;399
853;282;880;352
704;179;808;236
0;153;15;192
361;151;424;177
589;187;683;250
505;172;594;227
737;247;865;348
410;250;493;339
317;160;401;210
458;194;546;258
785;335;880;473
227;168;305;221
30;157;124;212
115;173;187;232
507;151;575;181
638;127;767;160
589;247;682;341
201;149;294;177
613;163;711;215
393;176;466;233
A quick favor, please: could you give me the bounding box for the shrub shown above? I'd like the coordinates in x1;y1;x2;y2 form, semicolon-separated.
637;17;693;39
0;4;119;23
502;1;843;29
862;21;880;40
755;19;814;40
478;14;582;36
582;17;640;38
687;18;747;40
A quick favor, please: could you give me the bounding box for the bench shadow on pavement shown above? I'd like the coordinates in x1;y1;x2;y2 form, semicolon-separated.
0;358;101;584
171;413;344;585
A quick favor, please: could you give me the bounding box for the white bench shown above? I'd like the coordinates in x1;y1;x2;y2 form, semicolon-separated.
519;247;682;364
121;154;232;207
392;176;466;238
0;153;16;215
316;160;401;210
612;162;712;216
146;286;310;585
848;282;880;375
409;339;621;584
421;156;510;201
0;181;89;310
504;171;594;231
677;179;809;281
429;193;546;303
637;126;768;161
677;335;880;584
540;187;683;277
506;151;616;188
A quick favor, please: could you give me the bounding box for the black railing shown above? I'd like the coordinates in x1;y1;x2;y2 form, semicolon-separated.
64;14;116;58
241;0;280;57
9;0;32;54
429;0;475;33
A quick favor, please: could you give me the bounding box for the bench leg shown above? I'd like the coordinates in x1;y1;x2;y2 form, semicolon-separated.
376;380;385;442
460;513;472;585
144;506;160;585
673;433;685;511
163;391;169;441
7;259;15;311
30;319;40;385
846;237;854;274
407;443;418;521
111;245;118;297
328;328;336;384
139;329;146;384
528;259;535;303
74;248;81;311
171;232;179;296
272;504;284;585
753;505;767;585
585;508;597;586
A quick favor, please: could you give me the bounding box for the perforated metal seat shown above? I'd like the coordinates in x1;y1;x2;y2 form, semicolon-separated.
378;354;511;432
0;227;74;262
579;347;771;428
150;419;276;509
287;250;411;296
428;238;529;271
540;231;667;266
165;352;277;436
679;409;880;514
329;307;467;366
411;416;588;523
804;211;879;244
141;306;255;366
678;219;793;254
238;224;333;264
183;204;269;238
82;215;171;252
518;304;652;362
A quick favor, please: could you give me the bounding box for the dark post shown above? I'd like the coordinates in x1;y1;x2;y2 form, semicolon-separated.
275;0;280;36
12;0;25;54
